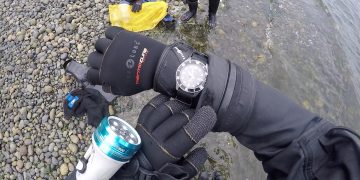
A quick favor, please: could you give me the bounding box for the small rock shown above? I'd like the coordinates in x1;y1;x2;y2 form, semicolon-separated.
19;107;27;116
16;160;24;169
60;53;68;60
9;143;16;153
48;142;55;152
25;162;32;169
68;143;78;153
18;145;28;156
44;86;53;93
77;44;84;51
24;139;32;145
55;26;64;34
41;0;49;4
70;135;79;144
28;145;34;156
60;163;69;176
27;84;34;93
42;115;49;123
49;109;55;120
6;65;15;71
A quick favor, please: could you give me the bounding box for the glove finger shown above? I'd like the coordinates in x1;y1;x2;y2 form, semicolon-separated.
142;100;188;132
164;106;216;156
87;51;103;69
86;68;101;85
182;147;208;177
152;109;195;142
137;94;170;124
95;38;112;54
105;26;125;40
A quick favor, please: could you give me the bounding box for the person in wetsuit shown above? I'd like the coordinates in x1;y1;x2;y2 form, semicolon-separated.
181;0;220;28
65;27;360;180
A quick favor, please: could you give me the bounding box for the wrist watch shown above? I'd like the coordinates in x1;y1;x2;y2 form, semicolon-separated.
175;52;208;105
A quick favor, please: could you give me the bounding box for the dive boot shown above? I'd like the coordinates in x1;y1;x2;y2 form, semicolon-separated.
208;0;220;27
181;0;198;22
208;14;217;28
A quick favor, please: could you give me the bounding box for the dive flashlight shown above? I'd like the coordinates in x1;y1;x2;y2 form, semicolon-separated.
72;116;141;180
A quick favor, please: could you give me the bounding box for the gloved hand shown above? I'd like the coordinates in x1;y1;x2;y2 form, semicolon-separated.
111;94;217;179
87;26;197;97
131;0;143;12
63;88;109;127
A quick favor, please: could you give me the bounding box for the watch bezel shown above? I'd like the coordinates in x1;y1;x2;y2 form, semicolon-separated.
176;58;208;93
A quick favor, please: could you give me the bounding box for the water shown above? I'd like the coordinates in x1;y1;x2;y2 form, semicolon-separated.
143;0;360;179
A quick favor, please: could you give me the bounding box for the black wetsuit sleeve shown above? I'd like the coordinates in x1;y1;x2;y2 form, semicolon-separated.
217;64;360;180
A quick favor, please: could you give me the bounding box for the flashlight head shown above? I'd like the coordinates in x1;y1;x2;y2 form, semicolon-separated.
93;116;141;162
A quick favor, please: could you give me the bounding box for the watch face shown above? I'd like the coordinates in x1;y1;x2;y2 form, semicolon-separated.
176;59;208;93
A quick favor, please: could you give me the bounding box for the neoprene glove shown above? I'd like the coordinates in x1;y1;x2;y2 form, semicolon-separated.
111;94;217;179
63;88;109;126
87;26;196;97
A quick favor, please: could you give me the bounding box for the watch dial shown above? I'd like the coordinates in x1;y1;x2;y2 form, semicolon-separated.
179;62;207;90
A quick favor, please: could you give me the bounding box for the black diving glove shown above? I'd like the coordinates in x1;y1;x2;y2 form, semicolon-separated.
86;26;198;97
111;94;217;179
63;88;109;127
131;0;143;12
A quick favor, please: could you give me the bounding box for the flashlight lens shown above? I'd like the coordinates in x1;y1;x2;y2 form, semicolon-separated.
108;118;138;144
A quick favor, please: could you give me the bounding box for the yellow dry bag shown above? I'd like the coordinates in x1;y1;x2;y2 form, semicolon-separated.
109;2;168;32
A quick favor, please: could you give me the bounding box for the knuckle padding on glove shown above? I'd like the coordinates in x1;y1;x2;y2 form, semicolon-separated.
87;69;101;85
181;109;195;121
144;100;188;131
149;94;170;108
95;38;112;54
87;52;103;69
138;94;169;124
152;114;189;142
164;100;188;115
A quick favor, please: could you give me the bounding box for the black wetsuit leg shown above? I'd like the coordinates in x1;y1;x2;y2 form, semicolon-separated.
208;0;220;27
180;0;198;22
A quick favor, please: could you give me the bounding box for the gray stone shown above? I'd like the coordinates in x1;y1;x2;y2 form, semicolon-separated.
68;143;78;153
18;145;27;156
27;84;34;93
9;143;16;153
60;53;68;60
25;161;32;169
70;134;79;144
51;157;58;165
42;115;49;123
48;142;55;152
28;145;34;156
24;138;32;145
41;0;49;4
5;164;13;173
6;65;15;71
17;173;24;180
19;107;27;117
55;26;64;34
60;163;69;176
18;120;27;129
44;86;53;93
16;160;24;169
50;109;55;120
